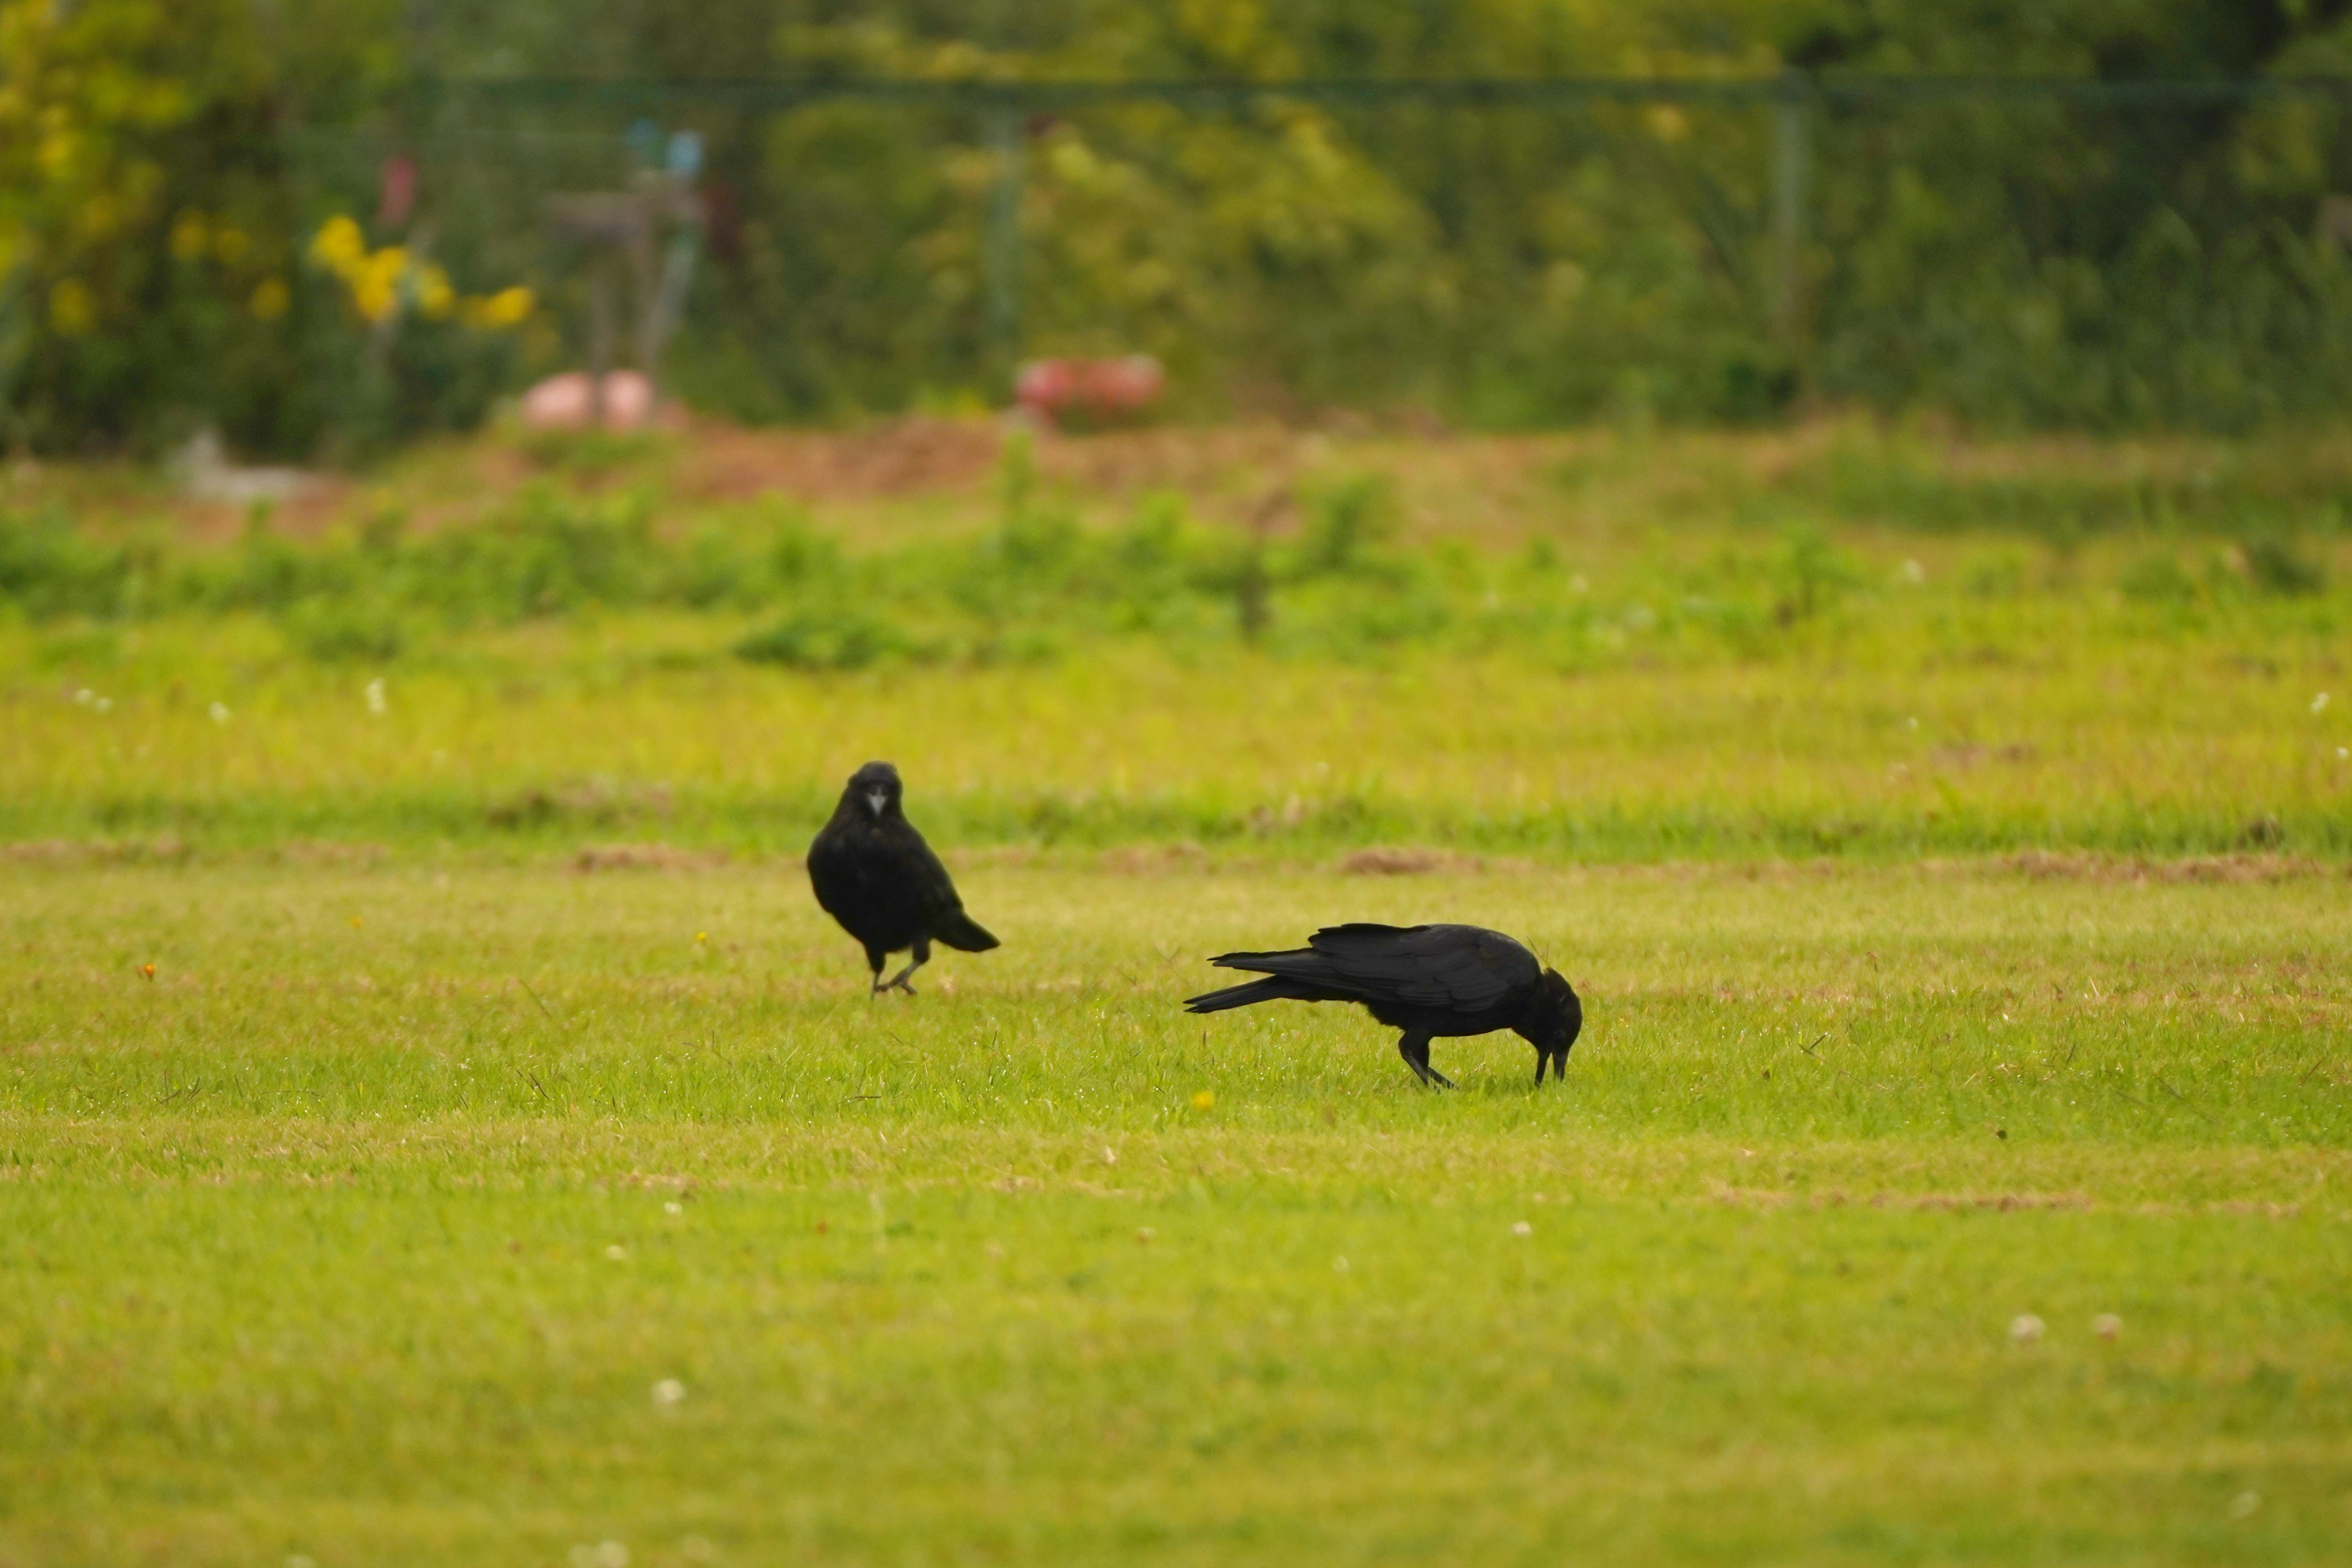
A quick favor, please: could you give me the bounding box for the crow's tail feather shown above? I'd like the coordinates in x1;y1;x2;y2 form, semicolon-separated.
1184;975;1319;1014
933;910;1000;952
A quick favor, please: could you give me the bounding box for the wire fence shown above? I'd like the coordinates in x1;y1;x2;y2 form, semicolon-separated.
284;74;2352;428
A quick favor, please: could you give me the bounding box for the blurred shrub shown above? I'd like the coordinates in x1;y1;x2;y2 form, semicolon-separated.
735;606;922;670
0;1;536;459
2243;534;2328;597
284;597;406;662
1768;526;1865;624
0;507;133;617
2120;553;2202;605
5;445;2347;670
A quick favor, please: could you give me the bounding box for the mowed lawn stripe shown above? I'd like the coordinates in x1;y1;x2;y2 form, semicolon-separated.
2;860;2349;1564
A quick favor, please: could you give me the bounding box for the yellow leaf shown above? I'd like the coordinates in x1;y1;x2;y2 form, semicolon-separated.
48;277;94;335
169;209;208;262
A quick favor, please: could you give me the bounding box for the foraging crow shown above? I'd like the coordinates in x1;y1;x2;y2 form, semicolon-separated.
807;761;998;994
1185;922;1580;1087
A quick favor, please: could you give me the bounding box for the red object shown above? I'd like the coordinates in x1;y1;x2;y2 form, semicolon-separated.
1014;355;1164;426
377;154;418;230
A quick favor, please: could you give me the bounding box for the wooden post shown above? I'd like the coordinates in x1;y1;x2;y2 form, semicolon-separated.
1771;72;1812;350
983;107;1025;375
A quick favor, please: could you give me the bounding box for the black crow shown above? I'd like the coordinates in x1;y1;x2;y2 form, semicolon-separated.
1184;922;1580;1087
807;761;998;994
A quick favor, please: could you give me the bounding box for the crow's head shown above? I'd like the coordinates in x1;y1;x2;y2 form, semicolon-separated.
844;760;903;820
1517;968;1583;1058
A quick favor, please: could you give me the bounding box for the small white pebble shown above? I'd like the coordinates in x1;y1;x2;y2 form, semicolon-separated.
94;696;111;713
605;1245;627;1261
2010;1313;2045;1343
2230;1491;2261;1520
2093;1313;2122;1340
364;677;387;715
1102;1146;1118;1166
73;688;94;706
1511;1220;1534;1237
2313;692;2331;714
208;701;231;723
663;1200;682;1216
1332;1255;1350;1272
652;1378;685;1407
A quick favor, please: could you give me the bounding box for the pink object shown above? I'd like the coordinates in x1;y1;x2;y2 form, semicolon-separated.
518;370;657;431
377;154;418;230
1014;355;1164;426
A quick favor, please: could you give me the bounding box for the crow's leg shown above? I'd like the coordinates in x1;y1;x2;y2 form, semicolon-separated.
1549;1049;1568;1082
1397;1033;1452;1090
1533;1050;1548;1087
883;937;932;995
865;946;891;997
1395;1033;1430;1085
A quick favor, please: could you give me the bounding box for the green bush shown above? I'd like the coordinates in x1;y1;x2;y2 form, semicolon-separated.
0;508;132;618
2243;534;2328;597
734;606;922;671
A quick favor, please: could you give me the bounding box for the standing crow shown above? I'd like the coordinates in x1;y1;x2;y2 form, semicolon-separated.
807;761;998;994
1184;922;1581;1087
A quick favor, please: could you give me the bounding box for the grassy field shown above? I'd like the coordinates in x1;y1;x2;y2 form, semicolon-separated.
4;857;2350;1566
4;421;2351;1564
5;425;2349;859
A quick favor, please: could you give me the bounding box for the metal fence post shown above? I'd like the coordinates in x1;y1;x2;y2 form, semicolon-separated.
1771;72;1811;351
983;105;1025;375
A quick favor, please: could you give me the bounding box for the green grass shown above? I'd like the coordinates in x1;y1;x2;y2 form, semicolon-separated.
7;421;2350;860
6;423;2352;1562
6;611;2350;858
4;858;2350;1565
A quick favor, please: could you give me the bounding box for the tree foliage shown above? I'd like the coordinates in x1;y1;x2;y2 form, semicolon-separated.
10;0;2352;450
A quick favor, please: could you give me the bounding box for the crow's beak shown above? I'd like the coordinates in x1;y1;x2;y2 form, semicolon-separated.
865;790;889;817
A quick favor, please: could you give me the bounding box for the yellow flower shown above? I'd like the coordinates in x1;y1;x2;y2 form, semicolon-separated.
213;227;250;264
352;246;407;322
249;277;290;319
309;214;366;276
48;277;94;335
415;263;455;320
463;285;535;330
1191;1090;1215;1110
169;210;208;262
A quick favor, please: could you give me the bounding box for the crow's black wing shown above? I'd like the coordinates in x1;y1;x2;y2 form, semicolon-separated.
1209;923;1537;1012
1305;923;1539;1011
883;820;1000;950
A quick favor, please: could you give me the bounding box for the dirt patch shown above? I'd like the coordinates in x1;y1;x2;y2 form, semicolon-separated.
0;837;191;866
1337;846;1485;876
1710;1186;2097;1212
679;416;1381;518
680;415;1008;502
1098;843;1212;875
1980;851;2348;884
571;843;731;873
271;840;390;868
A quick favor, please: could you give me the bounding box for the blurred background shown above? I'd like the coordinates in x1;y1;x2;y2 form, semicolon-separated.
5;1;2350;861
12;0;2352;454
